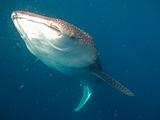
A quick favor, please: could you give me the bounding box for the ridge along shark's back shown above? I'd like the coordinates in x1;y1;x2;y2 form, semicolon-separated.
11;10;134;112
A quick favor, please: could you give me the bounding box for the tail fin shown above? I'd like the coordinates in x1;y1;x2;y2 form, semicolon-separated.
93;71;134;96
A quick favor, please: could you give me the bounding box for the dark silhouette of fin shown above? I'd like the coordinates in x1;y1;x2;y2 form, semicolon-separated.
93;71;134;96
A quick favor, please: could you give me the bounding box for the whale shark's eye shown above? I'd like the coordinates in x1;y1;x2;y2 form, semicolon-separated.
49;24;61;36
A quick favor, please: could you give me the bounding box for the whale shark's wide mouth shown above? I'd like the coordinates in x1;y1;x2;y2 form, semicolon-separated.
11;11;61;35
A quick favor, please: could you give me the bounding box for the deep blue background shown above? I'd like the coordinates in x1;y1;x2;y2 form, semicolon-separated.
0;0;160;120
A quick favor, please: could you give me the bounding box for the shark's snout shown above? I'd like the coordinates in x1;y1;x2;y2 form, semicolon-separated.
11;12;17;20
11;11;23;19
11;11;24;20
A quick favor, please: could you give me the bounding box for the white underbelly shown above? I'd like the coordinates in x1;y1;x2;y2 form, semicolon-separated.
25;37;97;75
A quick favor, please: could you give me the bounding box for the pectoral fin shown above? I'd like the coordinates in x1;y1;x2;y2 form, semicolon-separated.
93;71;134;96
74;85;92;112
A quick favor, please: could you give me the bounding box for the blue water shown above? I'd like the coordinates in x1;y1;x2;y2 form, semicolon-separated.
0;0;160;120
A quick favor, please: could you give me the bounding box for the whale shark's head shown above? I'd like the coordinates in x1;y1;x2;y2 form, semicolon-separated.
11;11;98;74
11;11;72;51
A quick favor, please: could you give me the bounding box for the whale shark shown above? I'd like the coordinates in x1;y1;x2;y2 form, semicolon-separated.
11;11;134;111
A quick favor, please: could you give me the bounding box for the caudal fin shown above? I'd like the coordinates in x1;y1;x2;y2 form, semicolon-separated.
93;71;134;96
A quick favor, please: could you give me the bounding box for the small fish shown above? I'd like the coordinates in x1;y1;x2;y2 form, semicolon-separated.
11;11;134;111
